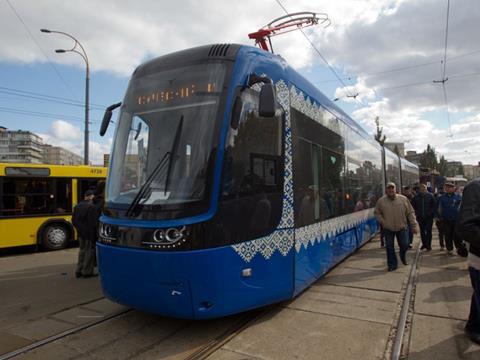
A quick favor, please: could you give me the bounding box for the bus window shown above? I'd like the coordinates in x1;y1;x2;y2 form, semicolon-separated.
55;179;72;213
77;179;102;201
0;178;72;216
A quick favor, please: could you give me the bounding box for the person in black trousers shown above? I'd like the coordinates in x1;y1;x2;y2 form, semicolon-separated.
435;189;446;249
456;178;480;345
72;190;97;278
411;183;437;251
438;182;463;255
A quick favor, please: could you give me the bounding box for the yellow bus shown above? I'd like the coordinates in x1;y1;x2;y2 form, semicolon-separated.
0;163;107;250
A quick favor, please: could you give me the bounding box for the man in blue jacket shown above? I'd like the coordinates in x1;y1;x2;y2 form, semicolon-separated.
411;183;437;251
438;182;462;255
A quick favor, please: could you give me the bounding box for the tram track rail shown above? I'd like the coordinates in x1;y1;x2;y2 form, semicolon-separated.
0;304;268;360
184;308;268;360
389;244;422;360
0;308;133;360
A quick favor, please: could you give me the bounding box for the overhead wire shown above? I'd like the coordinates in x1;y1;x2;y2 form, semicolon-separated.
442;0;451;80
0;86;106;110
0;106;98;124
326;69;480;99
438;0;452;136
5;0;81;101
315;48;480;85
315;60;440;84
273;0;366;106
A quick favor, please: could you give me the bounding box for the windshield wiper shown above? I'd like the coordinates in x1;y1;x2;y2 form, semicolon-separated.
125;152;170;217
125;115;184;218
164;115;184;196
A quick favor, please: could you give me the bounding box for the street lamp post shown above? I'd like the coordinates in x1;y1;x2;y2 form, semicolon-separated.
40;29;90;165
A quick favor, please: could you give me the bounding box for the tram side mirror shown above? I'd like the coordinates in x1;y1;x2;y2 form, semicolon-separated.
259;83;275;118
134;122;142;140
100;102;122;136
231;96;243;130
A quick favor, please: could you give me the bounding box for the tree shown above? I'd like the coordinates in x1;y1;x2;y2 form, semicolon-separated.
438;155;448;176
420;144;438;170
374;116;386;146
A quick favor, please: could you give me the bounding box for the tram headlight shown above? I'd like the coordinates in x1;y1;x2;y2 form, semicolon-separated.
146;226;189;249
99;222;118;241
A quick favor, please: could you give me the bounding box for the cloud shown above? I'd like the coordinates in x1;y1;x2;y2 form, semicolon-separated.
49;120;81;141
315;0;480;112
0;0;402;76
40;120;111;165
352;100;480;165
1;0;479;165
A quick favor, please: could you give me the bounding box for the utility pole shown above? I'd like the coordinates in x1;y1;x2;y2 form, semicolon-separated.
41;29;90;165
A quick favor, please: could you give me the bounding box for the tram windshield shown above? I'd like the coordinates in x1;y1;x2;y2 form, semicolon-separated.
107;63;226;215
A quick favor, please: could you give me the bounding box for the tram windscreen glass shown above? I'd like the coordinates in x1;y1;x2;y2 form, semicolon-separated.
107;63;226;213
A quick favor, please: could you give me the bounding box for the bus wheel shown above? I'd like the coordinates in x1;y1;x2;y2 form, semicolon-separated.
42;224;69;250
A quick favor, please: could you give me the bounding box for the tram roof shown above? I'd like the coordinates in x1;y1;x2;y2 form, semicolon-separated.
133;43;376;145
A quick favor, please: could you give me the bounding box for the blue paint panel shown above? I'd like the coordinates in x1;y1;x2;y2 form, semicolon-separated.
294;239;333;295
97;240;293;319
293;218;377;296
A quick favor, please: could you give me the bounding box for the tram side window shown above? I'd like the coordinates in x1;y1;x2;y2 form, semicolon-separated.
220;87;284;241
0;178;72;217
293;139;314;226
345;129;383;211
322;148;346;217
345;157;362;212
291;108;346;227
385;152;401;192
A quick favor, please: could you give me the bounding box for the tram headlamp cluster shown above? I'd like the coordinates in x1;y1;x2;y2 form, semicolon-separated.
144;226;189;249
99;223;117;242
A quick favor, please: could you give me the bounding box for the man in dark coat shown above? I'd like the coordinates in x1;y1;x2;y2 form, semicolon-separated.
72;190;97;278
435;188;446;249
457;178;480;345
411;183;437;251
438;182;463;255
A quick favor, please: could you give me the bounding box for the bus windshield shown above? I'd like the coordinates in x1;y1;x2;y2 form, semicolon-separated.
107;63;226;215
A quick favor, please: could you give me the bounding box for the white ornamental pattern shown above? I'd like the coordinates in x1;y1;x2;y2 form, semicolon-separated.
295;209;374;252
231;83;375;263
232;80;294;262
290;86;344;136
231;229;294;263
276;80;294;229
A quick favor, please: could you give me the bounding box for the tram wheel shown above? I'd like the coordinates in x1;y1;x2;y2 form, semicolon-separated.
42;224;69;250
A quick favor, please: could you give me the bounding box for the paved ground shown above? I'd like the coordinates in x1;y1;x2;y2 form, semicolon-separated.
409;233;479;359
207;239;411;360
0;248;119;356
1;233;479;359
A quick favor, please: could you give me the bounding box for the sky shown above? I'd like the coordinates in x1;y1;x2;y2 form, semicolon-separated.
0;0;479;165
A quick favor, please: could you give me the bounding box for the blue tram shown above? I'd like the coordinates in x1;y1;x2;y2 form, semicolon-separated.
97;44;419;319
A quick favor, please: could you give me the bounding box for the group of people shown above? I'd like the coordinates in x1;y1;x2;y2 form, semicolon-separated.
72;182;105;278
375;181;464;272
406;182;463;254
374;179;480;345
